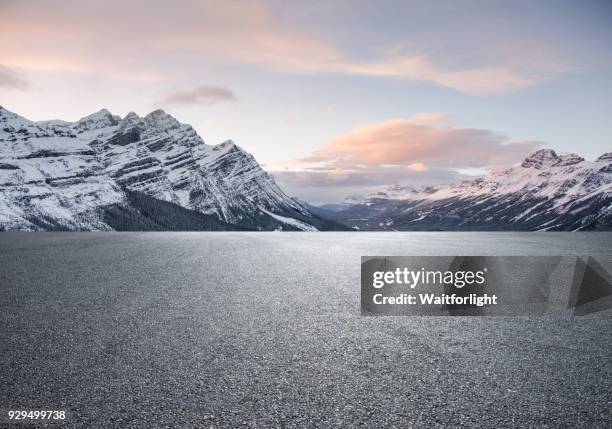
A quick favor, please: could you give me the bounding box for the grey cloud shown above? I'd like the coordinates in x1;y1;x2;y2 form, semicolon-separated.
0;65;29;90
155;86;237;106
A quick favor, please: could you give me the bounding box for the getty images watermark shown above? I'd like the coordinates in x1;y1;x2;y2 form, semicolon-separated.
361;256;612;316
371;266;497;307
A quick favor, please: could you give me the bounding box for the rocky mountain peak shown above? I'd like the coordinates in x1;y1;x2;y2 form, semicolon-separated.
0;106;21;122
216;139;237;150
522;149;559;169
597;152;612;162
75;109;120;131
123;111;140;122
0;107;51;139
554;153;584;166
143;109;181;130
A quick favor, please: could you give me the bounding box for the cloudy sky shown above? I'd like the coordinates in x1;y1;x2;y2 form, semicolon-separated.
1;0;611;203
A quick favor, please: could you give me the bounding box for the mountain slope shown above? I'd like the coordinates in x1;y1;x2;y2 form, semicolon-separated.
330;149;612;231
0;106;341;231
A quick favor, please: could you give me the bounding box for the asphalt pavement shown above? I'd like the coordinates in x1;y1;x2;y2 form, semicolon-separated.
1;232;611;428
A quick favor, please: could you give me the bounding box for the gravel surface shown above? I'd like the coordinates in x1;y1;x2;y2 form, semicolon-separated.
1;232;611;428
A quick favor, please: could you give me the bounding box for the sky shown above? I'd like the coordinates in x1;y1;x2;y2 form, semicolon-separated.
1;0;611;203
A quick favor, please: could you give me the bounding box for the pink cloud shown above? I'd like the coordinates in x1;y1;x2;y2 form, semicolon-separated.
301;115;540;168
341;56;538;95
270;115;542;200
0;0;564;95
407;162;428;172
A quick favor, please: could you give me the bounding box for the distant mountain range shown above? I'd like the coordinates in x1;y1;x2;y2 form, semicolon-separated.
322;149;612;231
0;106;344;231
2;106;610;232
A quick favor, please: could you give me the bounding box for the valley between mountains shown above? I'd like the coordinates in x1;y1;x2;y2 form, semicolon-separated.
1;106;610;231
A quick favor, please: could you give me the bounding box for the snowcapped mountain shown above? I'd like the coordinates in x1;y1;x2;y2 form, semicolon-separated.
329;149;612;231
2;106;608;232
0;106;343;231
345;184;440;205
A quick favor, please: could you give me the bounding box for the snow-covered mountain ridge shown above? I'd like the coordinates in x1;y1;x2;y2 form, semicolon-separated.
330;149;612;231
0;106;341;231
